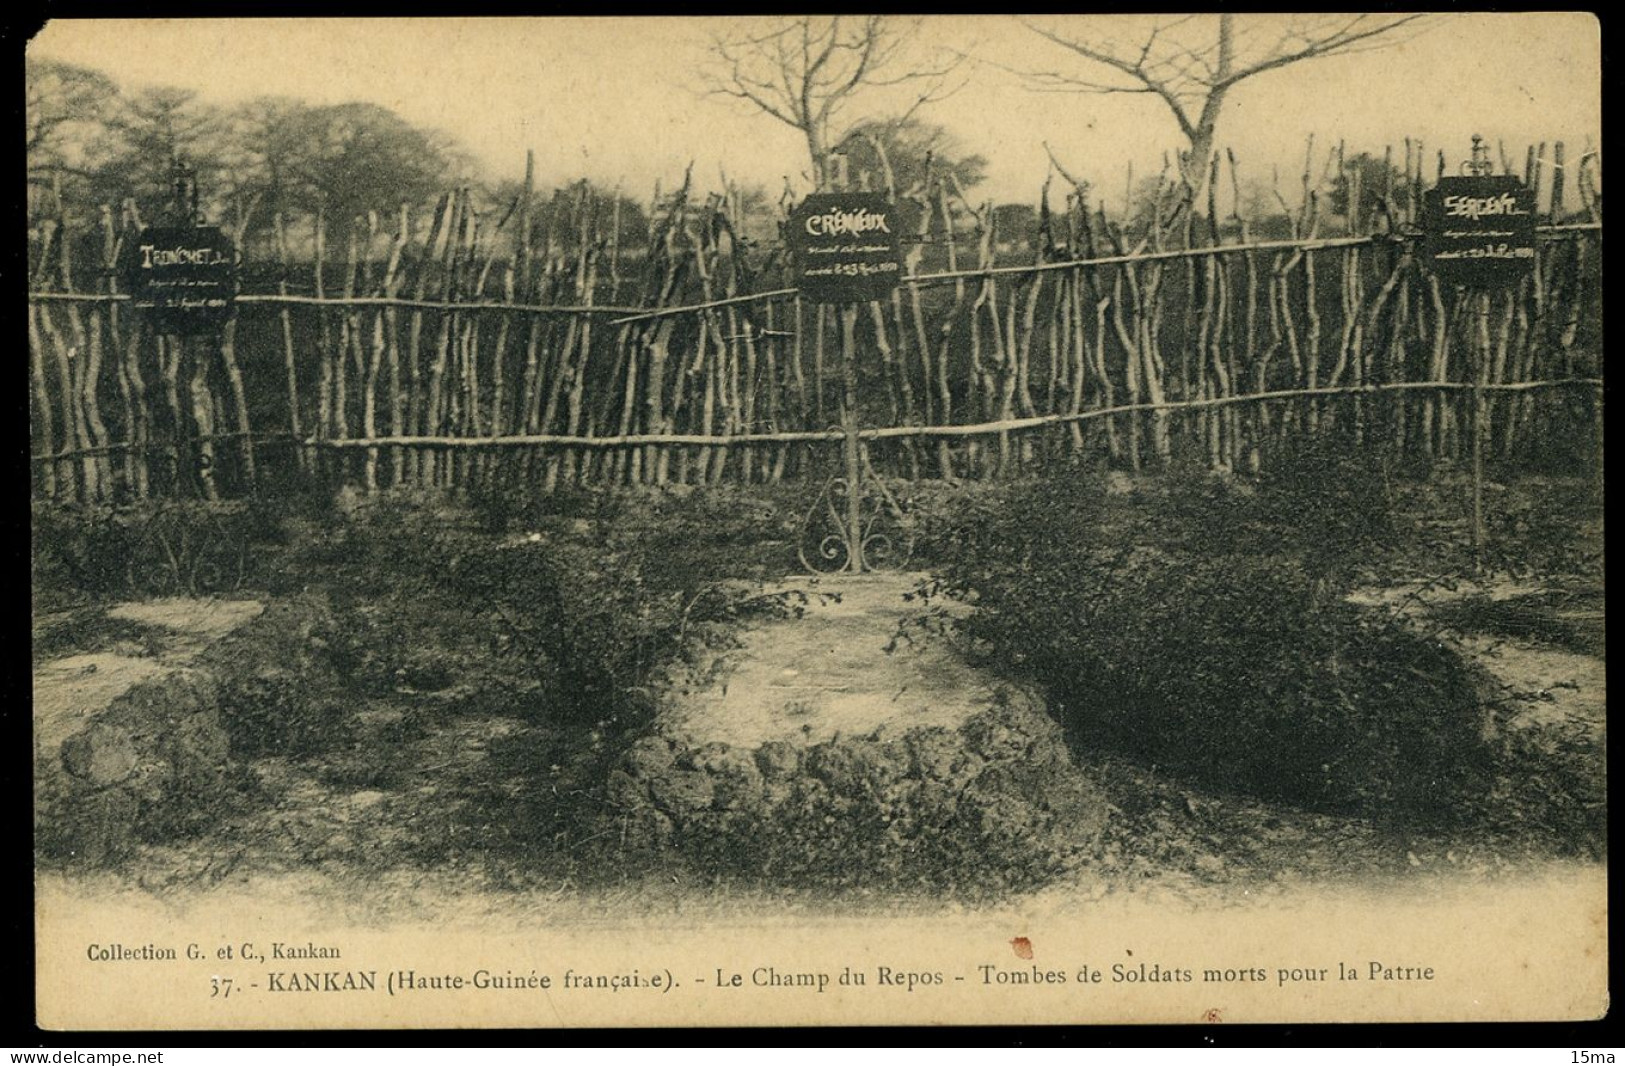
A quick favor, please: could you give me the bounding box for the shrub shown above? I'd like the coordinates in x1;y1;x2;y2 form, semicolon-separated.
205;597;360;759
927;457;1495;820
32;500;278;602
215;670;356;759
282;489;806;733
1476;716;1606;857
32;502;140;604
1156;436;1404;582
1478;475;1601;579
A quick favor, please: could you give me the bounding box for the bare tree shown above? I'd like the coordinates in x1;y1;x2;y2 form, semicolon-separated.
701;16;961;189
1019;14;1438;194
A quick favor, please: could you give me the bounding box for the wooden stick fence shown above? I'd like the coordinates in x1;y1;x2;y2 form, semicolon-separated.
28;376;1603;461
27;139;1605;503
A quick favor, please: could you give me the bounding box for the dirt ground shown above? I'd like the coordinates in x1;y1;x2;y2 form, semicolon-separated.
32;597;265;770
1348;575;1606;734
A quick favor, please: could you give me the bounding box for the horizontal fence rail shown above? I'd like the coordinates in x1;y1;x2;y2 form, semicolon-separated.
27;223;1603;316
26;377;1606;462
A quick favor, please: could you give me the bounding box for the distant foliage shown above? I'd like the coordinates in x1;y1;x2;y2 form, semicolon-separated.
839;117;988;197
25;52;469;240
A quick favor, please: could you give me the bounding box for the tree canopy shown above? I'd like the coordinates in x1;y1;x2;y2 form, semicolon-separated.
267;102;462;229
84;86;227;222
26;57;117;184
837;117;987;198
25;54;469;241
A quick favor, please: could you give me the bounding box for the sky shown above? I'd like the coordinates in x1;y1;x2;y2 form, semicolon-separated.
28;14;1602;207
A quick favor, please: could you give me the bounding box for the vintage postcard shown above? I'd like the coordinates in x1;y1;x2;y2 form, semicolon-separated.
29;14;1605;1030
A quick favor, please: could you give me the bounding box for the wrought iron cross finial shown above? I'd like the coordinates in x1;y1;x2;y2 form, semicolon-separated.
170;157;201;225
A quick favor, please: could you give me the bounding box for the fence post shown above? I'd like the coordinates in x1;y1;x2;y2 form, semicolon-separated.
840;303;865;572
1472;291;1490;568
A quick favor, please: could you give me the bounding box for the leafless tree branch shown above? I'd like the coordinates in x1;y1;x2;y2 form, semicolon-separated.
1015;14;1446;192
700;15;964;189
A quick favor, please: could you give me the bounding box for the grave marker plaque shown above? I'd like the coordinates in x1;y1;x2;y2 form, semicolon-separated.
787;193;904;303
1423;175;1537;289
121;225;237;334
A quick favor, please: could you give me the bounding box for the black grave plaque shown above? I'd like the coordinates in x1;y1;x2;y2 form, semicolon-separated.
121;226;237;334
1423;176;1537;289
786;193;904;303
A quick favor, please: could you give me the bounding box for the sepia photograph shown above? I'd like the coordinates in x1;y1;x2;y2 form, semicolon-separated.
27;14;1604;1030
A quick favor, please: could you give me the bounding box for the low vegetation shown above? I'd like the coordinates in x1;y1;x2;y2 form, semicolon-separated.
918;437;1604;850
32;442;1605;890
